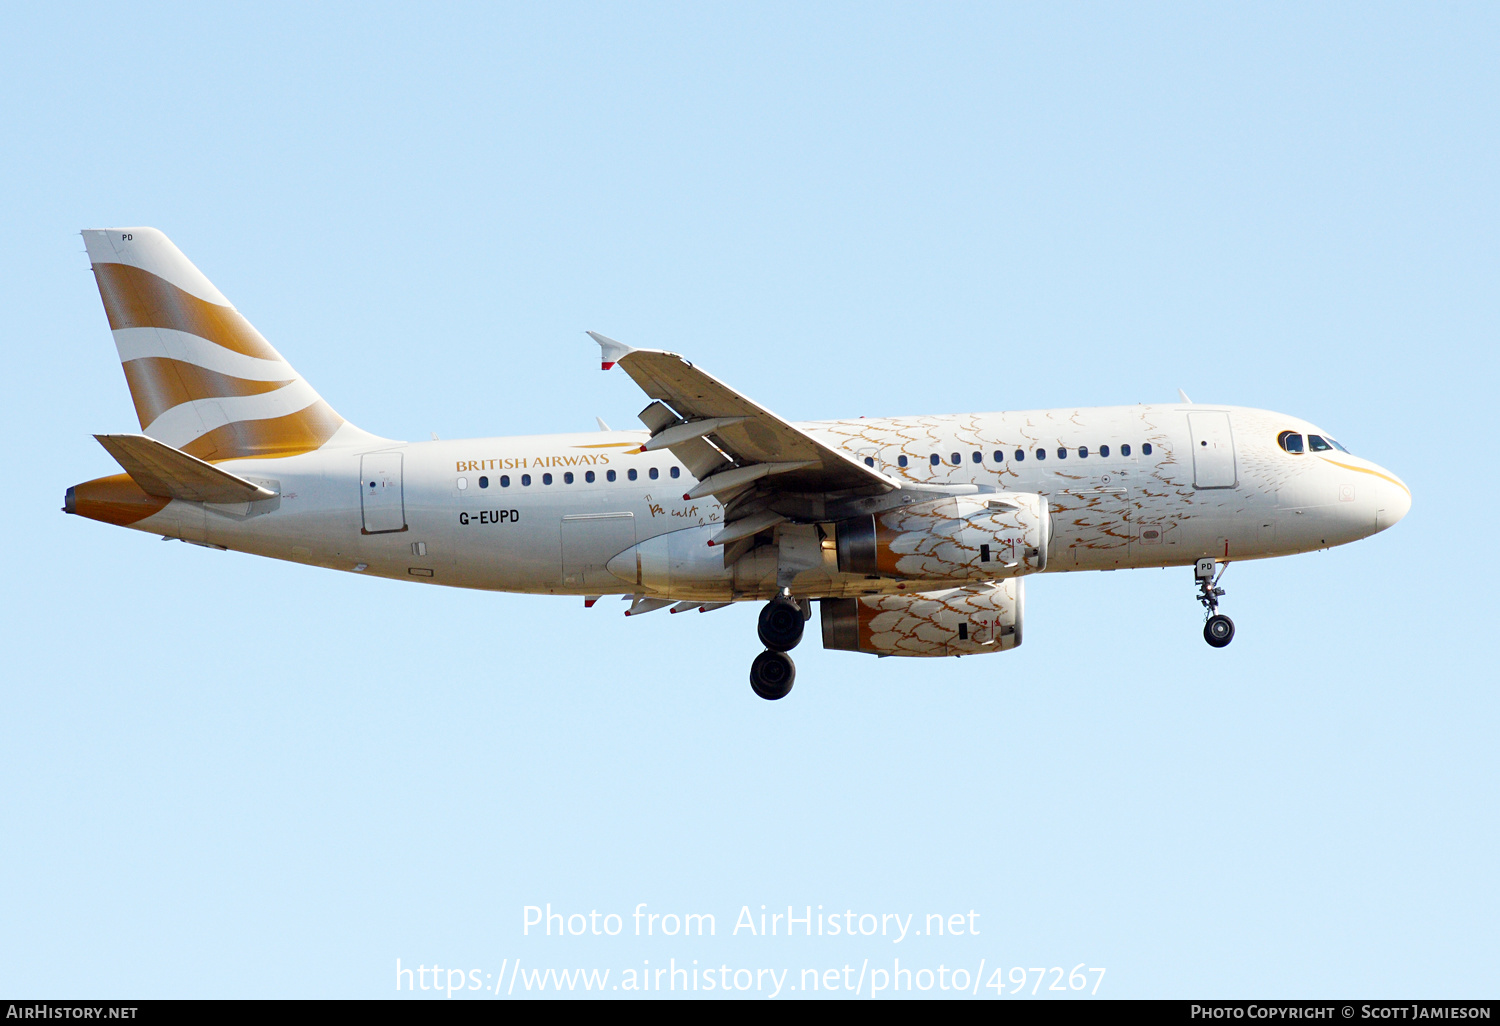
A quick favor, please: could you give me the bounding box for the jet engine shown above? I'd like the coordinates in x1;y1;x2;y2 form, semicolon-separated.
835;493;1050;583
820;579;1024;657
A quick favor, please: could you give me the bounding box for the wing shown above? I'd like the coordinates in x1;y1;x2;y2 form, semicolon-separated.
589;333;896;529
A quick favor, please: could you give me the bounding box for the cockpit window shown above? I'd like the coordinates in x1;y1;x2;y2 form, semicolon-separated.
1307;434;1333;452
1328;437;1350;453
1278;431;1305;454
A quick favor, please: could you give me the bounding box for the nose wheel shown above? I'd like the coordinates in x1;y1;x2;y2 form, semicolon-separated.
1204;614;1235;647
1195;558;1234;648
751;592;805;699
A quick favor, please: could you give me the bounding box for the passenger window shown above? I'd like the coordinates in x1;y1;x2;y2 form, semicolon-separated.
563;472;574;484
670;466;680;479
521;474;532;486
972;452;982;464
1277;431;1304;454
543;473;553;485
628;468;638;481
500;475;510;487
897;455;909;468
606;469;616;482
585;470;595;483
864;456;875;467
993;450;1004;462
457;477;468;490
1308;434;1332;452
479;476;489;488
1014;449;1025;461
1078;447;1088;458
1057;447;1067;459
950;453;960;466
1036;449;1046;461
649;467;659;480
1143;443;1153;456
1100;444;1110;457
930;454;940;466
1121;444;1131;457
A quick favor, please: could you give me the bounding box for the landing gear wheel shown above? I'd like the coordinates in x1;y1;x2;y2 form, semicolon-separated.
750;650;796;700
757;596;805;652
1204;614;1235;648
1194;559;1234;648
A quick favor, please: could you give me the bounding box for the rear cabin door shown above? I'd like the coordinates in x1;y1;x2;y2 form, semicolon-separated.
561;513;637;588
1187;412;1238;489
361;453;407;534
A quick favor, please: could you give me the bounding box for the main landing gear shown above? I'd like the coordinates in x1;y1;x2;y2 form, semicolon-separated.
1195;558;1235;648
750;593;804;700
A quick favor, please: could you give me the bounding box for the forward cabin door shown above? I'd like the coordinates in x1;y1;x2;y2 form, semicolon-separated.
1188;412;1238;489
561;513;637;588
360;453;407;534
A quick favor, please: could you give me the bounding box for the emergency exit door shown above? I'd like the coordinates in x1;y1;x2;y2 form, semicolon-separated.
360;452;407;533
1187;412;1237;489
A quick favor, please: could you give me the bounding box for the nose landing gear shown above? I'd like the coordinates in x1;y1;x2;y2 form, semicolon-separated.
751;592;805;699
1195;558;1235;648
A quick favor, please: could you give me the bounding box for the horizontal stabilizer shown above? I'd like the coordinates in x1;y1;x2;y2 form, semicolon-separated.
94;433;277;504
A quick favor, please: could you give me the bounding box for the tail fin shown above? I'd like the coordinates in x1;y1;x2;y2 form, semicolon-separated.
82;227;369;461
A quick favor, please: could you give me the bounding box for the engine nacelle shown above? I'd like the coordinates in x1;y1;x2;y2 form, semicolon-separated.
836;493;1050;583
820;579;1024;657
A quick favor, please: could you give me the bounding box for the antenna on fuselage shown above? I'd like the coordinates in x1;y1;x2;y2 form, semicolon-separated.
1178;389;1193;404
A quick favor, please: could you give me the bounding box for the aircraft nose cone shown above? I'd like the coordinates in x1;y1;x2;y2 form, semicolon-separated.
1375;468;1411;531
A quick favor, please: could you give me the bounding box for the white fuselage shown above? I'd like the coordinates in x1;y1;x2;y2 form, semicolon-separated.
119;403;1410;602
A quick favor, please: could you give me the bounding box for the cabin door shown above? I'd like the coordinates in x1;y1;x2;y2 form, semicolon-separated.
1188;412;1238;489
360;453;406;534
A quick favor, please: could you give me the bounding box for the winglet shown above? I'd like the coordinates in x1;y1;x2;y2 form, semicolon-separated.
588;331;634;371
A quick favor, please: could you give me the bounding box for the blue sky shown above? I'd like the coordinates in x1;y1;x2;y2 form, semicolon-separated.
2;2;1496;998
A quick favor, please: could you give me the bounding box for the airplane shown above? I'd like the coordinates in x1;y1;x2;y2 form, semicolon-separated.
65;228;1411;700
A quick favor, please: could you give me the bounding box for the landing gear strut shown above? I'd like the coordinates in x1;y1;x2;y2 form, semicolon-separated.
1195;558;1234;648
751;593;804;699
